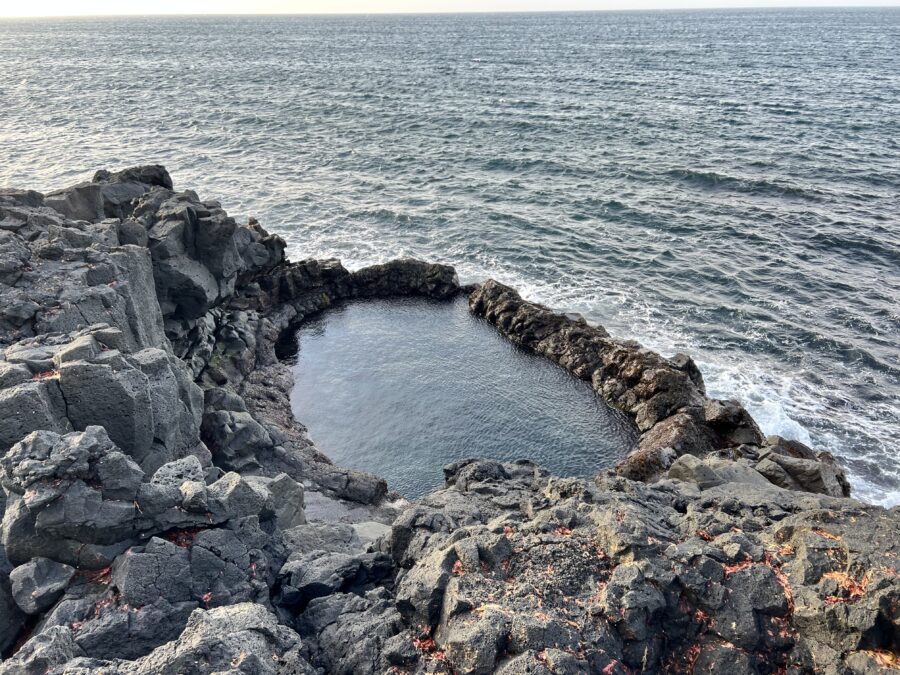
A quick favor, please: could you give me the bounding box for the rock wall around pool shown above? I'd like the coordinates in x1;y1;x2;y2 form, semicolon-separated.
0;166;895;675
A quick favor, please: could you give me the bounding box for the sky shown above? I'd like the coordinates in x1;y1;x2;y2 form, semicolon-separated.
0;0;897;17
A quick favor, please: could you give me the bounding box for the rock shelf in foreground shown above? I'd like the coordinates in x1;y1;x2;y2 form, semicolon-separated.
0;167;896;674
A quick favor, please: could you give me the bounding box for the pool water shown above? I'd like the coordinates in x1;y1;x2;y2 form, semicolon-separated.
287;296;638;498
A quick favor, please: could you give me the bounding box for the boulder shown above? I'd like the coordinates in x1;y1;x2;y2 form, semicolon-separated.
756;450;851;497
0;625;83;675
0;327;208;473
9;603;314;674
0;428;272;568
9;557;75;614
44;182;104;222
277;550;392;610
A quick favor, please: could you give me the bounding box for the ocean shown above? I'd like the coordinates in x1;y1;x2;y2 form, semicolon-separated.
0;9;897;505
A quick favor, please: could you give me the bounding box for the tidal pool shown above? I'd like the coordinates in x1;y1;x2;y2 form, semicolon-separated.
286;296;637;498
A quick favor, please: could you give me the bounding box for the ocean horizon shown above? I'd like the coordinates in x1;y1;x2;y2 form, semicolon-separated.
1;7;898;504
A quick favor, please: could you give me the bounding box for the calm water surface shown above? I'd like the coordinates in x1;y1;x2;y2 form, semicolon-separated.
0;10;897;503
288;297;638;498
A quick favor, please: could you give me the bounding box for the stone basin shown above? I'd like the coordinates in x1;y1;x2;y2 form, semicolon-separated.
285;296;637;498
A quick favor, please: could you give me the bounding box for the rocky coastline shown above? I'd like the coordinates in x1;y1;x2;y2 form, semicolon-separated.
0;167;896;674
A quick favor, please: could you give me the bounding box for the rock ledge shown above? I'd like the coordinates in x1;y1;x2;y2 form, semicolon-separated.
0;167;894;675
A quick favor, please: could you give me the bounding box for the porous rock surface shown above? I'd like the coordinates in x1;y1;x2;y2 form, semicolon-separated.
0;167;896;674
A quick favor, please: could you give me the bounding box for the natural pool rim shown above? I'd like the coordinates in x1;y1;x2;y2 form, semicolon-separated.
276;294;640;498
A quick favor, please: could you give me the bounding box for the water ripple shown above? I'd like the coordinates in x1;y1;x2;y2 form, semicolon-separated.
1;9;898;505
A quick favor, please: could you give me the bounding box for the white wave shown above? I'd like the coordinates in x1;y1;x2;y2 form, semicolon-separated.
284;236;900;508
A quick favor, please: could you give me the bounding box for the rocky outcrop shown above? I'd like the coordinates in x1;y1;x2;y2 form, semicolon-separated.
468;280;852;498
380;458;898;675
0;166;892;675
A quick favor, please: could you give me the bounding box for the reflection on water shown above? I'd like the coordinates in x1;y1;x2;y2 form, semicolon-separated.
288;296;637;498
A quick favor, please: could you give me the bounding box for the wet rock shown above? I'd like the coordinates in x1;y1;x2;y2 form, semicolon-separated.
351;258;459;300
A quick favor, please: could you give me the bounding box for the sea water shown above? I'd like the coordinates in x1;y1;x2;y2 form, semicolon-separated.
1;9;897;503
286;297;637;498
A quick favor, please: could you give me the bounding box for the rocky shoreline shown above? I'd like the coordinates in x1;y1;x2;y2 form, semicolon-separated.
0;167;896;674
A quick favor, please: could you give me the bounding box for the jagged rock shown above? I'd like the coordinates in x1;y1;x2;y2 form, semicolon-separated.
0;427;274;568
245;473;306;529
280;521;385;568
200;387;272;471
10;557;75;614
382;459;895;673
351;258;459;299
0;378;70;450
668;453;773;490
126;182;283;323
44;182;105;223
0;167;875;675
0;207;168;351
150;455;205;487
0;325;204;470
112;520;282;614
35;603;314;674
756;448;851;497
667;453;725;489
276;550;392;610
92;165;173;220
765;434;819;460
703;397;766;446
112;602;313;674
296;588;405;674
0;570;28;654
0;625;84;675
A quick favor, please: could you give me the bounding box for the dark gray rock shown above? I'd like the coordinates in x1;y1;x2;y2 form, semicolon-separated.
27;602;314;674
44;182;104;223
0;625;84;675
9;557;75;614
0;570;27;655
0;167;877;675
277;550;392;610
92;165;173;220
296;589;404;675
0;427;275;569
351;258;459;300
756;448;851;497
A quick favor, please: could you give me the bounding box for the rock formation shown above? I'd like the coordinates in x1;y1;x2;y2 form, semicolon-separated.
0;167;895;674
